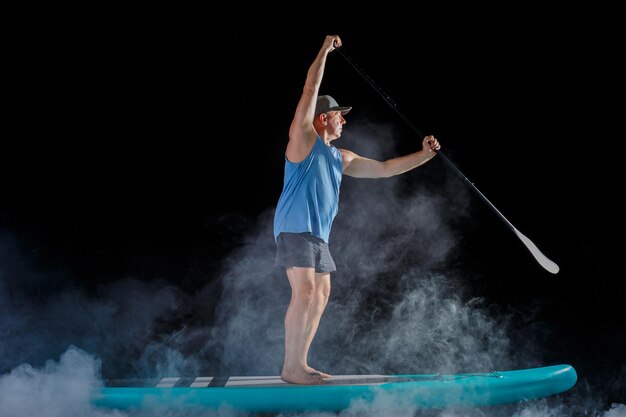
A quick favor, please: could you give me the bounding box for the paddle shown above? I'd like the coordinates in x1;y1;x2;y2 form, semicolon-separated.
333;45;559;274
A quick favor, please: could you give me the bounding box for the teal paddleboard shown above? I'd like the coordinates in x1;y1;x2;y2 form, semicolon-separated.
92;364;577;412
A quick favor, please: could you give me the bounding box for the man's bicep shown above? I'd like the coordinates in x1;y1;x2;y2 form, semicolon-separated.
343;153;385;178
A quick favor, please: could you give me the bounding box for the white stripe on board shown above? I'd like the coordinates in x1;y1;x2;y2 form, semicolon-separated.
156;377;180;388
190;377;214;387
226;376;287;387
223;375;392;387
326;375;388;381
319;375;390;386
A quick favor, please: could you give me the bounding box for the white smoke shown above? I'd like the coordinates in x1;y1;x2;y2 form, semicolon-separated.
0;346;122;417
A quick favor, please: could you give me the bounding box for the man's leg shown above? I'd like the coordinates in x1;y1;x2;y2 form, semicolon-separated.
302;272;331;377
281;267;329;384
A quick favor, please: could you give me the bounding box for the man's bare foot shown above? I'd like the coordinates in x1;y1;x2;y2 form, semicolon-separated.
305;366;331;379
281;369;326;385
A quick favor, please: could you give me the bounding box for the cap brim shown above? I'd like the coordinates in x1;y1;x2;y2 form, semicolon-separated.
334;106;352;115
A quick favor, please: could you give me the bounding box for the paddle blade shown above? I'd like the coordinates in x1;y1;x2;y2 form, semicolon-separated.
513;228;559;274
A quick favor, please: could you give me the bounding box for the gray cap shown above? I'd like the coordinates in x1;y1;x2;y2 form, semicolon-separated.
315;95;352;116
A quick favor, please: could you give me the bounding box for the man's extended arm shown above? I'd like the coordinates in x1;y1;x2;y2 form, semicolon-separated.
342;135;441;178
286;35;341;163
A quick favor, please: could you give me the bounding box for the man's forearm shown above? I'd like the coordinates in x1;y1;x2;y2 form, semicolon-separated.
303;47;330;94
383;149;437;177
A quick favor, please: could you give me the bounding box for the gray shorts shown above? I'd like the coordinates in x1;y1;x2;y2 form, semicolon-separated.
275;232;337;273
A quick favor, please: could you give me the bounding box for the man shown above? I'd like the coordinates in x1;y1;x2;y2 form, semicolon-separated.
273;35;441;385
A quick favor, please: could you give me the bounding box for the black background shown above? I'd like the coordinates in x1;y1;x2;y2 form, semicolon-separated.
2;9;624;414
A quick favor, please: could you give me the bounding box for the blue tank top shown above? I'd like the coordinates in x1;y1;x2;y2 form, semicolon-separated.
273;137;343;243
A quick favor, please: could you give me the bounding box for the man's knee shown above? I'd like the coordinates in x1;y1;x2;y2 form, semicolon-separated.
317;275;331;300
293;281;316;304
